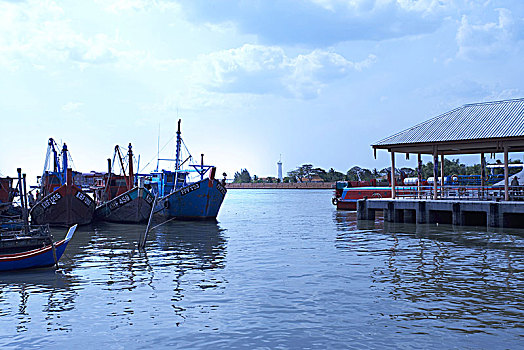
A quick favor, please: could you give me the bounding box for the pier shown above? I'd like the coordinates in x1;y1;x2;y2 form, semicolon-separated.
362;98;524;229
357;198;524;228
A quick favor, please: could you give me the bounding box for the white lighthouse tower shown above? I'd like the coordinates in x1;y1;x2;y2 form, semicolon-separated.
277;155;283;181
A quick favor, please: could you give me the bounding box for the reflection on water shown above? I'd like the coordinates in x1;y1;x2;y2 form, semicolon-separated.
0;220;227;339
0;270;78;333
0;190;522;349
334;210;524;335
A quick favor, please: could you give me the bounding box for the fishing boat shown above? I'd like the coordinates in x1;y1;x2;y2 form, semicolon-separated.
0;176;17;217
0;224;77;271
30;139;95;226
94;143;155;223
147;119;227;220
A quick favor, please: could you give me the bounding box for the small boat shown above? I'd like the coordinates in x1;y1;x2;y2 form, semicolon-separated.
0;224;77;271
93;144;155;223
30;139;95;226
148;119;227;220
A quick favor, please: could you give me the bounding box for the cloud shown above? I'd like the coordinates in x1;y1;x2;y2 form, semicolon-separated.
93;0;179;13
62;102;84;113
181;0;452;46
191;44;376;99
456;8;521;59
0;1;123;69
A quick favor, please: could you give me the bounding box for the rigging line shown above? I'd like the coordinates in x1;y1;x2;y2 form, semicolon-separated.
148;217;177;231
139;135;176;172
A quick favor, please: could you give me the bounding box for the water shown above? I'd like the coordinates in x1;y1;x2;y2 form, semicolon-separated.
0;190;522;349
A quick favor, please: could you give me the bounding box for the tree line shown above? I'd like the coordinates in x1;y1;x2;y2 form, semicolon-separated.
232;158;523;183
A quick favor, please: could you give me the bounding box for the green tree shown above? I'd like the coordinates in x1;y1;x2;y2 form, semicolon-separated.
346;166;373;181
233;169;252;183
321;168;345;182
287;164;314;182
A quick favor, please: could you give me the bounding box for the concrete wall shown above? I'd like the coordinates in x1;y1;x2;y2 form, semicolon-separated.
226;182;334;189
358;198;524;228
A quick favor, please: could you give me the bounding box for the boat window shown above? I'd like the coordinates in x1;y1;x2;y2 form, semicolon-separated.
116;179;127;186
49;176;61;185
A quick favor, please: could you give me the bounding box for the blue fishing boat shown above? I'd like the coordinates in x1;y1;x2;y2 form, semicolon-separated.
147;120;227;220
0;224;77;271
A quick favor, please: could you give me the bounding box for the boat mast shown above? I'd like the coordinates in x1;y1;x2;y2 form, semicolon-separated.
62;143;68;184
175;119;181;171
115;145;128;186
50;138;59;172
128;143;134;190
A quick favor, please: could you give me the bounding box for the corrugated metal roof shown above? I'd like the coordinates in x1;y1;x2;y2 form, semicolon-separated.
373;98;524;147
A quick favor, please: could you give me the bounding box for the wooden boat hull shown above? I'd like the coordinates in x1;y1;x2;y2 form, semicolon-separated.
0;225;77;271
155;178;227;220
94;187;155;223
30;185;95;226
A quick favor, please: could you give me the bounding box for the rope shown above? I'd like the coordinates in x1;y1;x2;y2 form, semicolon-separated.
148;217;177;231
139;136;175;172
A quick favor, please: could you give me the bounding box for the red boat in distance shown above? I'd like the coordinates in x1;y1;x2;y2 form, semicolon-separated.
332;172;415;211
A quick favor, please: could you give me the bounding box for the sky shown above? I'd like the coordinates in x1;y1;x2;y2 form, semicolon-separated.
0;0;523;182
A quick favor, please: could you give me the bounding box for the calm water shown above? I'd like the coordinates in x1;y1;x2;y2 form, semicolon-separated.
0;190;522;349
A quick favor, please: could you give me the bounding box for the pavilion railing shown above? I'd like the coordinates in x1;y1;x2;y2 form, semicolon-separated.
396;185;524;201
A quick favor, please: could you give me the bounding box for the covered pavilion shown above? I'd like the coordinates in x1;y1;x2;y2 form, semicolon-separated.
372;98;524;201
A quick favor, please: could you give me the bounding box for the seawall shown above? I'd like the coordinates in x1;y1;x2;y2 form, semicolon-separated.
226;182;334;189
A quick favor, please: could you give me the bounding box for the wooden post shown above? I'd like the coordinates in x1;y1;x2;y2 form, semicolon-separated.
504;146;509;201
440;154;445;197
417;154;422;199
391;151;396;199
433;149;438;200
138;194;158;250
22;173;30;234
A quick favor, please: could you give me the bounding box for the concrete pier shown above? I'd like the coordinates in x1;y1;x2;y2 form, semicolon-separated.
357;199;524;228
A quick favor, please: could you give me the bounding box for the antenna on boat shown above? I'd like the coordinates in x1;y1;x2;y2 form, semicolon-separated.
175;119;182;171
128;143;134;189
156;123;160;172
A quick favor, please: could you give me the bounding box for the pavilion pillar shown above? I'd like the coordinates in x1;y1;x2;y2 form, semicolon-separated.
433;148;438;200
391;151;396;199
417;154;422;199
480;153;486;196
504;145;509;201
440;154;445;196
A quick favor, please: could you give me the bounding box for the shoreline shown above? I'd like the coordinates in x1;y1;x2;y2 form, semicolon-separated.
225;182;334;189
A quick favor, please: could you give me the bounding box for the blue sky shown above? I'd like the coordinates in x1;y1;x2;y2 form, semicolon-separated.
1;0;523;181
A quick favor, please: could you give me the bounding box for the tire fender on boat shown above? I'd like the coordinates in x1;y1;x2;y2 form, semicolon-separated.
332;197;338;205
163;200;170;209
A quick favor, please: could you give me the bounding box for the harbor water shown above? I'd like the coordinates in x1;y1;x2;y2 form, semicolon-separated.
0;190;522;349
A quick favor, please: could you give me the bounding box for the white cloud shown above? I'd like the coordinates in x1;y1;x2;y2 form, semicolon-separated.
0;1;125;70
182;0;453;45
62;101;84;113
94;0;179;13
456;8;517;59
191;44;377;99
311;0;451;14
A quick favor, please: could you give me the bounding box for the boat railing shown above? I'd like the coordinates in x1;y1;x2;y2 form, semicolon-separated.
396;185;524;201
